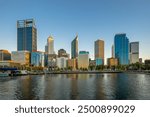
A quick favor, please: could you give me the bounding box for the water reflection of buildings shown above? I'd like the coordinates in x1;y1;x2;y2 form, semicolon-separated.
94;73;118;99
67;74;79;100
43;74;63;99
14;75;46;99
15;76;33;99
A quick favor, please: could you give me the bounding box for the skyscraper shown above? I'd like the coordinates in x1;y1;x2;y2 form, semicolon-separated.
45;44;48;53
47;36;54;54
130;42;139;64
114;33;129;65
71;35;78;59
17;19;37;52
94;39;104;65
58;49;69;58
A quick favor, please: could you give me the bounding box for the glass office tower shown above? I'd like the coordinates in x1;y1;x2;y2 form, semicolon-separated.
114;33;129;65
71;35;78;59
17;19;37;52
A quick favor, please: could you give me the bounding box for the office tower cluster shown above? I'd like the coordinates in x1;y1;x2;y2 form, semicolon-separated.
0;19;141;70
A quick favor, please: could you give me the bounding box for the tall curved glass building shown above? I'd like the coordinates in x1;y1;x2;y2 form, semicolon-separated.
114;33;129;65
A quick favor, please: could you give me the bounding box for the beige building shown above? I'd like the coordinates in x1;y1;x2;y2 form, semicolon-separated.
107;58;118;67
0;61;20;68
0;50;11;61
47;36;54;54
67;59;77;70
11;51;30;65
94;39;104;64
78;51;89;69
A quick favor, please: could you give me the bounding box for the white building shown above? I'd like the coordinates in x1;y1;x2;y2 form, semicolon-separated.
56;57;68;69
130;42;139;64
11;51;30;65
47;36;54;54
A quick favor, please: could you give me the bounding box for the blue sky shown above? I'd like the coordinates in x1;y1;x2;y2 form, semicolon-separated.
0;0;150;62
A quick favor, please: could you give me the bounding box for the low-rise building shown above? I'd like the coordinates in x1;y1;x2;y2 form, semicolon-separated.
48;54;58;70
96;58;103;66
0;61;20;68
139;58;143;64
89;60;96;66
0;50;11;61
107;58;118;67
11;51;30;65
145;59;150;65
56;57;68;69
31;51;45;67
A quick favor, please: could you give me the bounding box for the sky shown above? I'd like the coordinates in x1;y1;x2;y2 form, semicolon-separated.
0;0;150;62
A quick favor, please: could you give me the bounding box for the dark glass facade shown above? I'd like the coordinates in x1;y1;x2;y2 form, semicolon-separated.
71;35;78;59
17;19;37;52
114;33;129;65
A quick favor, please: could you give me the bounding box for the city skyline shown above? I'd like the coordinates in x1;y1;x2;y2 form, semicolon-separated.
0;0;150;61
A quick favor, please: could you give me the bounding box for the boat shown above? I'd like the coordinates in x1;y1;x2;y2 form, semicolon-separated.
0;72;10;77
12;70;28;76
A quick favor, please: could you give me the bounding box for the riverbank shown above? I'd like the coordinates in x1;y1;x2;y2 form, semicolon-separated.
28;70;150;75
1;70;150;77
124;71;150;75
47;71;123;74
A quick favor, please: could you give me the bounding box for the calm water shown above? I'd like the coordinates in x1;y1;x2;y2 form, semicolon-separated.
0;73;150;100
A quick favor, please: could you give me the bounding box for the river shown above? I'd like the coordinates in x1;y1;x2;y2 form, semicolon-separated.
0;73;150;100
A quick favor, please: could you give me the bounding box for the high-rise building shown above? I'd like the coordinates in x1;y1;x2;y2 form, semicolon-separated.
0;50;11;61
67;59;77;70
78;51;89;69
71;35;78;59
17;19;37;52
45;44;48;53
94;39;104;65
31;51;45;67
130;42;139;64
47;36;54;54
58;49;69;58
114;33;129;65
